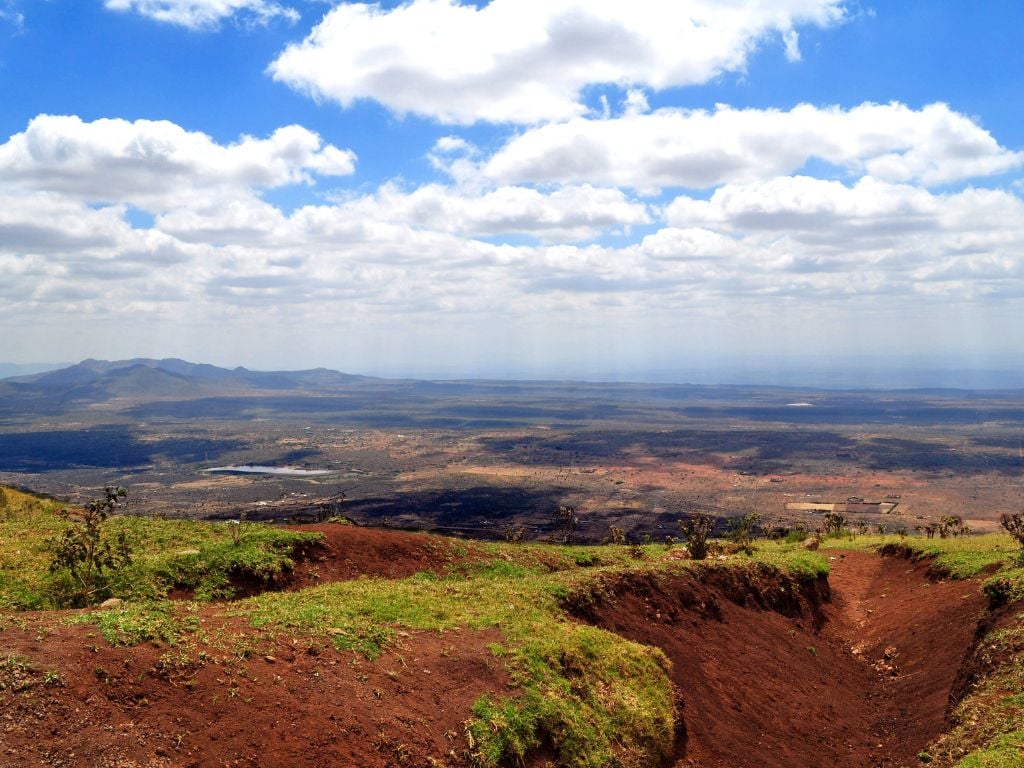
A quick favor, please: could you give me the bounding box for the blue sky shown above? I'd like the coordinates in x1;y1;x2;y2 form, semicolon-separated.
1;1;1022;381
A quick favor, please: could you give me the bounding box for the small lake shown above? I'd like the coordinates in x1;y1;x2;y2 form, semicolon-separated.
202;465;334;476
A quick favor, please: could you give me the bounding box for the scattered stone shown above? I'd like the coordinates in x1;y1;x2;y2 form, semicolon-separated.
802;537;820;551
98;598;123;610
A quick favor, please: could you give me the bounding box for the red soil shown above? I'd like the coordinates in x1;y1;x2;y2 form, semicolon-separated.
573;551;985;768
0;532;990;768
1;618;511;768
286;523;478;587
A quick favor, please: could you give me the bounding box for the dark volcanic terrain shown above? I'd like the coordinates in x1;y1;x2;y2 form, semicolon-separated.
1;358;1023;539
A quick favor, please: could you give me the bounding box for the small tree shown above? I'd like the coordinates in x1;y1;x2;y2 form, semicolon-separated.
939;515;968;538
608;525;626;545
48;487;131;606
552;505;579;545
823;511;847;537
680;513;714;560
1000;513;1024;564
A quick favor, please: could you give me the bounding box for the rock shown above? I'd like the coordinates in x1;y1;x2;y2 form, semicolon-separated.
802;537;820;551
98;598;123;609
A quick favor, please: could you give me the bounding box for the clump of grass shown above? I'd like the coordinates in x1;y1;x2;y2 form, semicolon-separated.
72;601;202;646
468;624;674;768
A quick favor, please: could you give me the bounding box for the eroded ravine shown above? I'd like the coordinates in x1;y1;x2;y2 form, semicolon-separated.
575;551;986;768
823;551;985;767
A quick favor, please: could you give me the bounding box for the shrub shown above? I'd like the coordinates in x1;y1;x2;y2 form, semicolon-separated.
725;512;759;554
783;527;808;545
47;487;132;607
551;505;579;545
679;513;714;560
608;525;626;545
823;511;847;537
1000;513;1024;564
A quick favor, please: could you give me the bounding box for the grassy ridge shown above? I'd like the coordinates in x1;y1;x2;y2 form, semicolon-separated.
238;545;825;767
0;486;320;610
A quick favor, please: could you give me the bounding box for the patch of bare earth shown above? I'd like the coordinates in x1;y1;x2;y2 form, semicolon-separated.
1;619;510;768
285;523;481;588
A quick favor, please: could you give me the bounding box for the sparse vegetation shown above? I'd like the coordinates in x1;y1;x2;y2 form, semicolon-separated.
0;486;321;610
8;480;1024;768
47;486;132;607
680;513;714;560
1000;513;1024;565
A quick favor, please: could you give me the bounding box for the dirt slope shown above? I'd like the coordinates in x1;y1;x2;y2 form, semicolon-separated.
574;551;985;768
825;551;985;766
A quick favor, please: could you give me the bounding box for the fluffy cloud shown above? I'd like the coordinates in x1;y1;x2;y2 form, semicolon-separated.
269;0;845;124
484;102;1024;189
103;0;298;29
659;176;1024;287
157;182;650;245
0;115;356;210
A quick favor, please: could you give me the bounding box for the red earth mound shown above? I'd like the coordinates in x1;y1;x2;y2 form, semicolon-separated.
286;523;479;588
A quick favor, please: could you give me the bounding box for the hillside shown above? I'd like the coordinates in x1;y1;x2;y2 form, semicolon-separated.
2;486;1024;767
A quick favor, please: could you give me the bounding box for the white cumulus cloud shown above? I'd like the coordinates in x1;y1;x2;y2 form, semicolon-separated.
0;115;356;210
269;0;846;124
484;102;1024;189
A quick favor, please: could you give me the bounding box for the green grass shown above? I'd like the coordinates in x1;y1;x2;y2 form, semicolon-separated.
0;486;321;609
821;533;1018;578
71;600;203;646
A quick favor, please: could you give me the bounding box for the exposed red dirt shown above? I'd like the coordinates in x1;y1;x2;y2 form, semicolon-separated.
825;551;986;766
571;552;985;768
286;523;479;587
1;617;510;768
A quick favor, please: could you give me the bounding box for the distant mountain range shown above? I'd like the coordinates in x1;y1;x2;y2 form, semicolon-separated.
0;358;375;416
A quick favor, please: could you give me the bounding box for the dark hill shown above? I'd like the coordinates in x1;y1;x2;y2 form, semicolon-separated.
0;358;374;416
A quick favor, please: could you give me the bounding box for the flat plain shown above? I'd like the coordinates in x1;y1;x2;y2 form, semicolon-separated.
1;359;1021;539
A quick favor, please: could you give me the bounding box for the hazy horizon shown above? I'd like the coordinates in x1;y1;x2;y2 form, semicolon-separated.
4;353;1024;391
